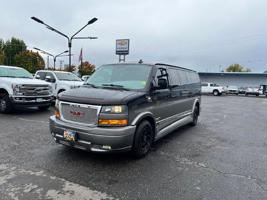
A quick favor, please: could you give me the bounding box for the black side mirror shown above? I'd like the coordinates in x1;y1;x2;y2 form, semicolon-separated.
158;78;168;89
45;76;56;83
35;74;41;79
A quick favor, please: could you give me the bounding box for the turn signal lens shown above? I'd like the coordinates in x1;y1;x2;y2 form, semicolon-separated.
55;109;61;119
98;119;128;126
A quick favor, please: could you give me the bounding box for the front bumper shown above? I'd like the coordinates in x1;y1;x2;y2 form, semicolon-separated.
49;116;136;153
10;95;53;107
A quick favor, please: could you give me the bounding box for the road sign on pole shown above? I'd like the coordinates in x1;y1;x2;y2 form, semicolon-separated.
116;39;130;62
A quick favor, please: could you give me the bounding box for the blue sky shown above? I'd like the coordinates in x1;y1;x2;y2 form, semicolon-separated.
1;0;267;72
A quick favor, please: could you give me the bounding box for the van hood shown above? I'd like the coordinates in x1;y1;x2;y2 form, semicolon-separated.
1;77;50;85
58;86;146;105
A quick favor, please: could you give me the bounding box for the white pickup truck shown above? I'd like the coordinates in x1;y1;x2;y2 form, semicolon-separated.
201;82;225;96
0;65;53;113
34;70;84;98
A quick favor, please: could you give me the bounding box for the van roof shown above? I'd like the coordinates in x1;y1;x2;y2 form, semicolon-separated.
102;62;197;73
155;63;197;73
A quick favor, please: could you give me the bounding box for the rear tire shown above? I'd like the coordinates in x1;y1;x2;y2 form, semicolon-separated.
190;106;199;126
132;120;154;158
0;94;13;114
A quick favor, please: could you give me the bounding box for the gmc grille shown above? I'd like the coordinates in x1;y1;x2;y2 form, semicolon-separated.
60;102;100;125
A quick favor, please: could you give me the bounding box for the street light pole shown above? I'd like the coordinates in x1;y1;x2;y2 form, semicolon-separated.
31;17;98;72
54;50;69;70
34;47;68;70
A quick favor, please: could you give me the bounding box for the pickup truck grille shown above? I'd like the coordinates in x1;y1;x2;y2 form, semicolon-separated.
19;84;50;96
60;102;100;125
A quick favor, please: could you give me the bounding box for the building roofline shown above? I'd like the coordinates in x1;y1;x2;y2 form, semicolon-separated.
198;72;267;76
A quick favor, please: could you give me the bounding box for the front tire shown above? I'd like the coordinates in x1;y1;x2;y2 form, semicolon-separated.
0;94;13;113
132;120;154;158
213;90;219;96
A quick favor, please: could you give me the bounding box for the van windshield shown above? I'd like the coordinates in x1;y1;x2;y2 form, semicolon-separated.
86;64;152;90
0;67;33;78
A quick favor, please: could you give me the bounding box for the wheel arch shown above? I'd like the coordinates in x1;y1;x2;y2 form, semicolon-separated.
0;88;9;98
131;112;156;138
192;98;201;115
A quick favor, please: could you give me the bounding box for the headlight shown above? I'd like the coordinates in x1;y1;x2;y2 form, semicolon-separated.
101;105;127;114
54;99;60;119
12;84;22;95
48;85;53;94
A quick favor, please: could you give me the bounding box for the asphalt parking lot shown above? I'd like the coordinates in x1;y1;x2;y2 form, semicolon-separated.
0;95;267;200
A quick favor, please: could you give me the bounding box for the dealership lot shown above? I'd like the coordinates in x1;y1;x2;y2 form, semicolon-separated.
0;96;267;200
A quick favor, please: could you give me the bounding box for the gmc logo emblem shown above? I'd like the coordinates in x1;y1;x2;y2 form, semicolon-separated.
70;111;85;117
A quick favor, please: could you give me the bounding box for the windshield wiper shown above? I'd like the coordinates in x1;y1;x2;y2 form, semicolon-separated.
0;76;17;78
59;79;73;81
83;83;97;88
19;76;32;79
101;84;130;91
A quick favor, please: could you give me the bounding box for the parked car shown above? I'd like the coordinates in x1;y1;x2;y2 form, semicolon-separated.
260;85;267;96
226;85;239;95
0;65;53;113
35;70;84;98
245;87;260;96
81;75;90;81
238;87;247;95
201;82;224;96
50;63;201;157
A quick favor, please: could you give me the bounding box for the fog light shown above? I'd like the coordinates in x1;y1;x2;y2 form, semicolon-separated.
98;119;128;126
102;145;112;150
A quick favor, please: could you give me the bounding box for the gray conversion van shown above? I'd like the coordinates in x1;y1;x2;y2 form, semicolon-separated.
50;63;201;157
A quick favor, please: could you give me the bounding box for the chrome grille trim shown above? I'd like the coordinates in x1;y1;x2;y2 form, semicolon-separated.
19;84;50;96
59;101;101;126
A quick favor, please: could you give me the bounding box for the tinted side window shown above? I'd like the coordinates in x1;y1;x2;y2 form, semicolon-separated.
178;70;189;85
195;73;200;83
189;72;200;83
187;72;194;84
154;68;168;88
201;83;208;87
36;72;46;80
168;68;181;86
46;72;55;79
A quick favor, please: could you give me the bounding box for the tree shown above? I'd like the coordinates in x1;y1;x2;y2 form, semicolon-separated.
78;61;95;76
225;64;251;72
0;39;4;65
14;50;45;73
4;37;27;66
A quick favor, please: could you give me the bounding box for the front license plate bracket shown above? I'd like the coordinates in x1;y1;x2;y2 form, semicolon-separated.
63;130;77;142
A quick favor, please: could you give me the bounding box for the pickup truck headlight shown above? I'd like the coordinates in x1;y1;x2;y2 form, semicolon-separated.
12;84;23;95
101;105;127;114
48;85;53;94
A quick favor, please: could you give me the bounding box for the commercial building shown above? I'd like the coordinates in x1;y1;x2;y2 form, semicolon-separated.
198;72;267;87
